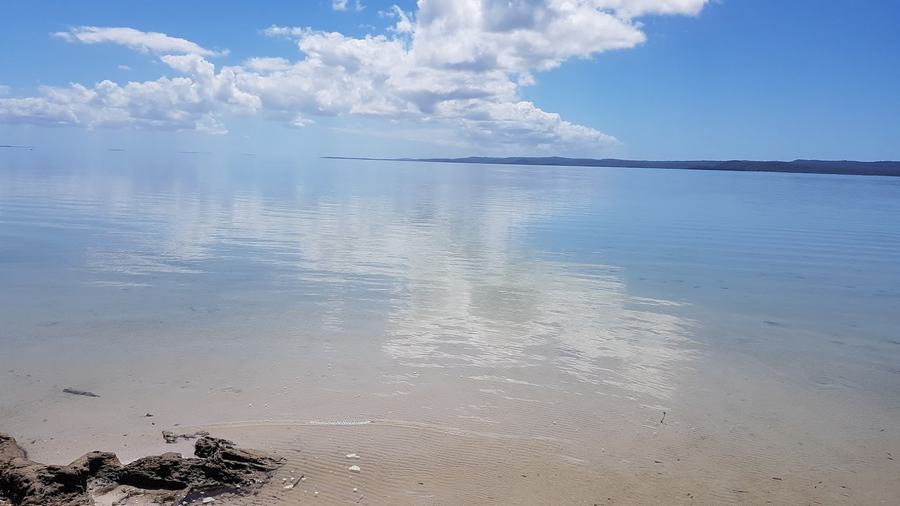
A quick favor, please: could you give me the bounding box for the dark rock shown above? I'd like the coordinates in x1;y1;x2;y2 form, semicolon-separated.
68;452;122;478
116;453;188;490
119;437;281;492
0;432;283;505
0;432;96;506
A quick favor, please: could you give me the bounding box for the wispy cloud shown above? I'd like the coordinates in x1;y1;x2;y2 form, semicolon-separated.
332;0;364;12
54;26;227;56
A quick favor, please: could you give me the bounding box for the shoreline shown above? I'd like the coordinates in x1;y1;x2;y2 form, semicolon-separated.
5;354;899;505
4;313;899;504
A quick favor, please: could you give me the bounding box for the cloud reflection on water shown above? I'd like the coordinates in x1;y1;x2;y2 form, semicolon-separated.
0;158;697;401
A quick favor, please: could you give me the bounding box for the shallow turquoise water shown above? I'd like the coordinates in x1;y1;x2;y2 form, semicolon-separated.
1;152;899;411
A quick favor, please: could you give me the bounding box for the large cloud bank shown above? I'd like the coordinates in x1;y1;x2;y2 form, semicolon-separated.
0;0;706;152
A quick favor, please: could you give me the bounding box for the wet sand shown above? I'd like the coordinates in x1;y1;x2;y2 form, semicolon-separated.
3;336;899;505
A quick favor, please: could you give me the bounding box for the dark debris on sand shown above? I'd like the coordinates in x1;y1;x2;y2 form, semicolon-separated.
0;432;283;505
62;388;100;398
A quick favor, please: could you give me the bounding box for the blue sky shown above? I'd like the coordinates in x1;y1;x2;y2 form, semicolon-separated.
1;0;899;160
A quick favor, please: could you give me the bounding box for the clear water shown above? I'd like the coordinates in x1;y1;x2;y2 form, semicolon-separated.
3;154;898;363
1;151;900;502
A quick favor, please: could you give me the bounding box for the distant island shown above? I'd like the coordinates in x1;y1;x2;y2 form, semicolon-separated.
324;156;900;177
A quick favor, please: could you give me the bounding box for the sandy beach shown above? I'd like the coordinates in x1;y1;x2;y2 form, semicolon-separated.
4;329;899;505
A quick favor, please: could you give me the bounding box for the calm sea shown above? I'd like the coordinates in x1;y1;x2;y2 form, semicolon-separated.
2;151;899;502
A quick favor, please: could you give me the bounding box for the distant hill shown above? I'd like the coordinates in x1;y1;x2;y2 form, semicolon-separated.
323;156;900;177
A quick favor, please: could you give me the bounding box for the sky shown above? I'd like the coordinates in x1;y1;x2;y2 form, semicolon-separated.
1;0;899;161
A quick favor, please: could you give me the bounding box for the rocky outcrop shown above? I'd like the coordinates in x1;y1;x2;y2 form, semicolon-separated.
0;432;105;505
0;432;283;505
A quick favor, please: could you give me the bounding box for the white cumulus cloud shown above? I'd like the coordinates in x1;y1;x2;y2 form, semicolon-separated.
2;1;707;152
